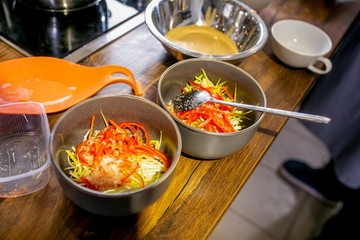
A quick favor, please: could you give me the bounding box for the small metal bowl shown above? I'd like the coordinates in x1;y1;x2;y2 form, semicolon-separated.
145;0;268;64
158;59;266;159
50;95;182;216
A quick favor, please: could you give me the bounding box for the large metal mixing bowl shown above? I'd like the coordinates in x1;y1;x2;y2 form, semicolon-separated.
145;0;268;64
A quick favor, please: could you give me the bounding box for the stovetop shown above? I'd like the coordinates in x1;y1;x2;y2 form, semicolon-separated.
0;0;147;62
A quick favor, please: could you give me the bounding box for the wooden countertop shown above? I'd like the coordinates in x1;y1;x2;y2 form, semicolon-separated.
0;0;359;239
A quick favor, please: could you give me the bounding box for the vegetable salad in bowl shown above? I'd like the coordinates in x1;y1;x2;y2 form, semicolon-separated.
65;115;169;193
167;69;252;133
50;95;181;216
158;58;266;159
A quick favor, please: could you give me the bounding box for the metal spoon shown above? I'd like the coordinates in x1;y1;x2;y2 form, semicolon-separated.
171;90;331;124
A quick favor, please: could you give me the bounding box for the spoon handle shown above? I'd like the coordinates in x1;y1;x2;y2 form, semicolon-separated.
211;99;331;124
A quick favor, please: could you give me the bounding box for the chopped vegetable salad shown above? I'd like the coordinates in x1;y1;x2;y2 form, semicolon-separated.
64;116;169;193
168;69;251;133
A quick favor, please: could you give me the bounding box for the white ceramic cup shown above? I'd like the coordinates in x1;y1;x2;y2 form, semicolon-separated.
271;19;332;74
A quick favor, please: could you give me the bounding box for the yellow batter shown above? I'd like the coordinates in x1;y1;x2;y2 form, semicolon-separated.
165;25;238;55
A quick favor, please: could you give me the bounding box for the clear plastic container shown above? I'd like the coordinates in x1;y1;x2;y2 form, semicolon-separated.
0;102;51;198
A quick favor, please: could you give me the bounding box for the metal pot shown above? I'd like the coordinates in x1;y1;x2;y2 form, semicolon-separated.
16;0;102;12
13;0;108;57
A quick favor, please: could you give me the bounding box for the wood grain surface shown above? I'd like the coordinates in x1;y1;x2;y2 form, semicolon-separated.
0;0;359;239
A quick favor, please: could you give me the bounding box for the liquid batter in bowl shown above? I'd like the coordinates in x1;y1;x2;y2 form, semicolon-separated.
165;25;238;55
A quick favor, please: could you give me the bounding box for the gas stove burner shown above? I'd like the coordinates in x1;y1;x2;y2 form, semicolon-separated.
0;0;147;62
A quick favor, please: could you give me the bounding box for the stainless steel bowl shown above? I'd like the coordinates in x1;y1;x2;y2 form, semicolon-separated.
50;95;182;216
158;59;266;159
145;0;268;64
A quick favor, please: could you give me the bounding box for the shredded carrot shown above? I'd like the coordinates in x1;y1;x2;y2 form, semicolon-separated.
88;115;96;140
66;118;169;193
169;69;251;133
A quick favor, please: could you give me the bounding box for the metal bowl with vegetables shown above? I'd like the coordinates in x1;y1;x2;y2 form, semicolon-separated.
158;58;266;159
50;95;182;216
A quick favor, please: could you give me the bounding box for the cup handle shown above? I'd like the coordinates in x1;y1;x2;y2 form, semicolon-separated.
307;56;332;74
